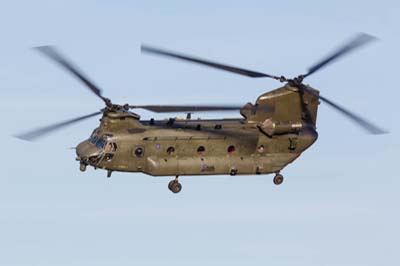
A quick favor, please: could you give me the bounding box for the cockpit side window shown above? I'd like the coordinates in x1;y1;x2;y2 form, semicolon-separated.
105;142;117;153
96;138;106;149
103;142;117;162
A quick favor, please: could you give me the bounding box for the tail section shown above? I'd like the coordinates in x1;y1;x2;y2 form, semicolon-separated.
241;84;320;136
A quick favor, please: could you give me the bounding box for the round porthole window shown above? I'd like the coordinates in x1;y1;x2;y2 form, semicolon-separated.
257;145;265;153
197;146;205;155
227;145;235;154
167;146;175;155
134;147;144;157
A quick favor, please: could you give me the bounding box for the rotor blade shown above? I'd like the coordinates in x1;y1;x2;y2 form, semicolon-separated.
141;45;281;80
15;111;102;141
129;104;243;113
300;85;386;134
304;33;377;77
129;104;274;113
35;46;111;105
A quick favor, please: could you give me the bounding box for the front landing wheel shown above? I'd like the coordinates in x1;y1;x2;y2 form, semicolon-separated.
168;179;182;194
273;173;284;185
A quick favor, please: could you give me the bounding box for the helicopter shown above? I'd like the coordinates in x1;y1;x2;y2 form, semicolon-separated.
17;33;386;193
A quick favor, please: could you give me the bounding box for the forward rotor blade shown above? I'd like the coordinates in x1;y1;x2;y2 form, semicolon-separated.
129;104;274;113
300;85;386;134
304;33;377;77
15;111;102;141
141;45;281;80
35;46;111;105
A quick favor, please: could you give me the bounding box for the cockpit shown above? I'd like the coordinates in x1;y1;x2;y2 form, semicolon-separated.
89;130;105;148
86;130;118;162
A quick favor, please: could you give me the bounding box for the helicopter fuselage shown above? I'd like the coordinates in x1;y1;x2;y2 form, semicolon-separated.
76;84;320;177
18;35;384;193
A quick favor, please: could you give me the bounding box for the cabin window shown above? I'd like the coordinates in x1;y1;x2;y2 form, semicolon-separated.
134;147;145;157
167;146;175;155
227;145;235;154
257;145;265;153
197;146;205;155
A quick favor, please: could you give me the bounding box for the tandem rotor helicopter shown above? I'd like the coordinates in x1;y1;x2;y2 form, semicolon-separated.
17;33;386;193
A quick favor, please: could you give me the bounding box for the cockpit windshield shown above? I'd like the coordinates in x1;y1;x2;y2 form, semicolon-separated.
89;130;114;151
95;138;106;149
89;129;99;144
87;131;117;162
89;129;106;149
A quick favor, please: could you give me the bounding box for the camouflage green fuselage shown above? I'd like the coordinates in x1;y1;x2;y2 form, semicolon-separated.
76;84;320;177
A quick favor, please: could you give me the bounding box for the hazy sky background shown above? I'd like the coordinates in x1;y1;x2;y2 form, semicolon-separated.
0;1;399;265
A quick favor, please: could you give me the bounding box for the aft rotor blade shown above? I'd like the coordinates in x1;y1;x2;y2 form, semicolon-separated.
300;85;386;134
129;104;274;113
304;33;377;78
15;111;102;141
35;46;111;105
141;45;282;80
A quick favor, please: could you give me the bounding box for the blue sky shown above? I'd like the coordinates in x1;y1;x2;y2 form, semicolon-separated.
0;1;399;265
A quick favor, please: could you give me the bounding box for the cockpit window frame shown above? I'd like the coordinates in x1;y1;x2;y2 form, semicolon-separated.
89;128;100;144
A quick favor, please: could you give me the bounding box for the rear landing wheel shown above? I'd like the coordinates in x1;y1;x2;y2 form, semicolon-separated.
168;177;182;194
273;173;284;185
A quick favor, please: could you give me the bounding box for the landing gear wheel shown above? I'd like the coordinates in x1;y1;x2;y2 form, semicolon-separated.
168;180;174;190
273;173;284;185
168;178;182;194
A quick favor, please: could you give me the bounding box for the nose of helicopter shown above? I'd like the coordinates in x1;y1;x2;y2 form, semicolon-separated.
76;140;102;161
